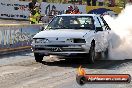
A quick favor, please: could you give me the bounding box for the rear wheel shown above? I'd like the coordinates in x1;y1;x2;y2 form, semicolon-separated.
34;53;44;63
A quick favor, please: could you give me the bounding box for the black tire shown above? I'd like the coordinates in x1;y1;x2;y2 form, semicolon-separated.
34;53;44;63
88;44;95;64
95;52;102;60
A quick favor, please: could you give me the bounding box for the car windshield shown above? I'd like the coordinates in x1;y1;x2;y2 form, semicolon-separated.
46;16;95;30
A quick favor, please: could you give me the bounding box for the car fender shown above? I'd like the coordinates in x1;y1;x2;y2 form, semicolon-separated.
84;32;102;53
84;31;108;53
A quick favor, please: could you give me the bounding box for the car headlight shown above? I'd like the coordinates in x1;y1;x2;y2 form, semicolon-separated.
73;39;86;43
33;39;49;43
67;38;86;43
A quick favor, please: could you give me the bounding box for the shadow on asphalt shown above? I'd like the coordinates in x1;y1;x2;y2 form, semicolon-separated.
1;50;132;69
41;57;132;69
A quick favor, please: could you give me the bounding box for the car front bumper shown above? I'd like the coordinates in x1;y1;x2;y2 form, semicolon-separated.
31;43;90;55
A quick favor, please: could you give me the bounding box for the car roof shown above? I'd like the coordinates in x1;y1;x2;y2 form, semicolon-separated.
57;14;100;17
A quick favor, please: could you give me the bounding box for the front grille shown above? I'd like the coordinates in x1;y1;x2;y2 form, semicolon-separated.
62;48;83;51
44;45;69;47
35;47;84;52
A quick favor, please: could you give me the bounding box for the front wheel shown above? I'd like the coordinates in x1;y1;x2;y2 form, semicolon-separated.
34;53;44;63
87;44;95;64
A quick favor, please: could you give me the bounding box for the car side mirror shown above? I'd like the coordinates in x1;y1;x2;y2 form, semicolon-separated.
96;27;103;31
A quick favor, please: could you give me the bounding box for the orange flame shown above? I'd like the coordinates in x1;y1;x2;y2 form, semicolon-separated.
77;65;86;76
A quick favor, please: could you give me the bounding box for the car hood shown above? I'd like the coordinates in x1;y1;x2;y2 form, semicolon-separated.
33;29;94;40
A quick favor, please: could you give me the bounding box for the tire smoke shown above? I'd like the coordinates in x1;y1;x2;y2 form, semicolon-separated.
104;4;132;60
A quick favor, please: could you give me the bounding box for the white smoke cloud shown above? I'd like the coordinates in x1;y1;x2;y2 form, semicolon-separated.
104;4;132;60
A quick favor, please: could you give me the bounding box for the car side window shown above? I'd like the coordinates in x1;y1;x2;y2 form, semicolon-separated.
94;17;105;31
97;17;106;31
97;17;105;27
94;17;102;27
100;16;111;30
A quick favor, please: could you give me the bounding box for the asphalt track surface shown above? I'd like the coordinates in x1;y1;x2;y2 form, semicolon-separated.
0;50;132;88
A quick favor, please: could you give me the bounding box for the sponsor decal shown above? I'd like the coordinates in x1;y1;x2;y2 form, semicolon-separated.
0;25;41;50
76;66;131;85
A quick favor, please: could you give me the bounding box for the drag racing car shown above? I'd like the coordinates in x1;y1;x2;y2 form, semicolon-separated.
31;14;111;63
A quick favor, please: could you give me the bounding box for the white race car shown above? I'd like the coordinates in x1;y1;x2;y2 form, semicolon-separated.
31;14;111;63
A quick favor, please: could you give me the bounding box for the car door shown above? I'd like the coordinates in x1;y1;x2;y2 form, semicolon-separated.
93;16;107;52
100;16;111;39
98;16;110;50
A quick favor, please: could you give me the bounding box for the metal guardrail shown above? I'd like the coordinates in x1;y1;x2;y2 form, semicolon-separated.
0;23;47;53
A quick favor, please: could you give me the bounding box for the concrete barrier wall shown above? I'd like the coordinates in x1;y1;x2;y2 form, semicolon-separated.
0;24;44;53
